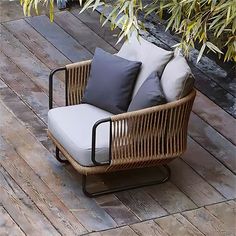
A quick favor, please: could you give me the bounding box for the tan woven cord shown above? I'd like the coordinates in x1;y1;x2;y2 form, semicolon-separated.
49;60;196;175
66;60;92;105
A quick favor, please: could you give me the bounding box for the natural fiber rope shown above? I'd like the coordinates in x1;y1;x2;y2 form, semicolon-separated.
49;60;196;175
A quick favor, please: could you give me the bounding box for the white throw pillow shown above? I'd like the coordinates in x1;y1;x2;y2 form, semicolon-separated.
117;34;173;97
161;52;195;102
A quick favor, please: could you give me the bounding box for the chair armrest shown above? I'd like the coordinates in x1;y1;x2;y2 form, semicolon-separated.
49;60;92;109
49;67;66;109
91;90;196;168
108;89;196;168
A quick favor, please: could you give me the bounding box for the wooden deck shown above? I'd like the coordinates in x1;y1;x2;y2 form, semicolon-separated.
0;2;235;235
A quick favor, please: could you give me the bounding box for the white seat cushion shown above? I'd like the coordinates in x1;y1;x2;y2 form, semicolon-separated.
48;104;113;166
117;34;173;97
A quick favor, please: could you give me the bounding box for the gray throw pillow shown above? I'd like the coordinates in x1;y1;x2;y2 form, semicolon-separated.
128;71;166;112
82;48;142;114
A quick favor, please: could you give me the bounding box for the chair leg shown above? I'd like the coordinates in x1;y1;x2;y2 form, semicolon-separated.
82;164;171;198
55;146;69;163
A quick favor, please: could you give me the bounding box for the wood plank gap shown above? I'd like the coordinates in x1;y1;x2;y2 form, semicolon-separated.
25;15;92;62
54;11;117;54
0;77;47;125
188;131;236;175
0;100;119;232
71;9;123;50
3;19;72;71
193;91;236;146
188;113;236;174
183;138;236;199
0;137;88;235
0;51;53;123
0;205;26;236
192;110;236;147
154;213;205;236
169;158;225;207
0;25;65;107
0;164;61;236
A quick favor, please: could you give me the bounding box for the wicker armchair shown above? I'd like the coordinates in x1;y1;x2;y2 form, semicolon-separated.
48;60;196;197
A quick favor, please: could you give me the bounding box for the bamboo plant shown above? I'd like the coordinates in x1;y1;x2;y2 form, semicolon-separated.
20;0;236;62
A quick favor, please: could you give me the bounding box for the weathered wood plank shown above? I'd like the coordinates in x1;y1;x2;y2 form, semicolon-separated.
32;142;141;228
191;66;236;118
0;166;60;236
0;1;24;23
0;71;140;228
189;112;236;174
88;226;138;236
0;100;117;232
182;207;231;236
193;91;236;145
54;11;117;54
0;137;87;236
115;189;168;220
0;85;47;142
0;91;139;229
206;200;236;234
0;51;50;123
0;206;25;236
0;0;57;23
66;165;141;227
95;194;139;226
0;25;65;106
130;220;168;236
0;79;7;88
155;213;204;236
72;9;123;50
26;15;92;62
145;181;197;214
184;138;236;199
169;159;225;206
3;19;71;69
84;165;196;222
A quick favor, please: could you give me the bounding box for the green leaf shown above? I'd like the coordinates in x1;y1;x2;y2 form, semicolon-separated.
197;43;206;63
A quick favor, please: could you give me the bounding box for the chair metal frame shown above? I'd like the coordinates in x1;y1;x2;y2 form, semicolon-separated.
48;60;196;197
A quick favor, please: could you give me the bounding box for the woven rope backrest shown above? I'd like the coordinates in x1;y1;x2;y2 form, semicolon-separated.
109;90;196;170
66;60;91;105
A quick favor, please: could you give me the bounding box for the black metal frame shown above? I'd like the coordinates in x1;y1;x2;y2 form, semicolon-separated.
49;67;171;197
91;118;112;166
49;67;66;110
49;67;112;166
55;146;69;163
82;165;171;198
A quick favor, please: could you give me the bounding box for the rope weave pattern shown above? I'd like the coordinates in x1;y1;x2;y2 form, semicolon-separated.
109;91;195;171
59;61;196;175
66;60;91;105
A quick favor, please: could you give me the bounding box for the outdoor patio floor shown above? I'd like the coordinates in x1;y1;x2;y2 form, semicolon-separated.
0;1;236;235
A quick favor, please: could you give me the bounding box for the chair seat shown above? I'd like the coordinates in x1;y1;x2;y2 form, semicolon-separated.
48;104;113;166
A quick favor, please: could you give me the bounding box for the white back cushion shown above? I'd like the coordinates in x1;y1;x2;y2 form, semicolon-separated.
117;34;173;97
161;52;194;102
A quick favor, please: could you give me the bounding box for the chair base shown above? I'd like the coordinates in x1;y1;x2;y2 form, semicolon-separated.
55;147;69;163
53;144;171;197
82;164;171;198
